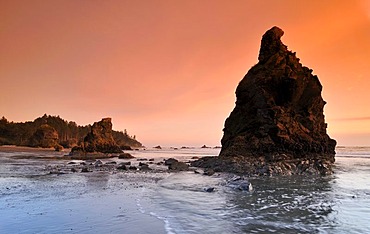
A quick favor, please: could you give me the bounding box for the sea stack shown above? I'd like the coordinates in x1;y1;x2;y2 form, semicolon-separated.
193;26;336;176
72;118;122;154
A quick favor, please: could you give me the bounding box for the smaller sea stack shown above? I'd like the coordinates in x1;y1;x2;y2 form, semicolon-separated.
72;118;122;154
192;26;336;176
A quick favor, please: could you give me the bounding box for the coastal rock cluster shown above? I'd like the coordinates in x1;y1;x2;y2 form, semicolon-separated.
193;26;336;176
0;114;142;149
72;118;122;154
46;156;194;174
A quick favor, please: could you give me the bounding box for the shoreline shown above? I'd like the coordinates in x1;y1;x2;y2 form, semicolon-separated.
0;145;205;175
0;145;62;153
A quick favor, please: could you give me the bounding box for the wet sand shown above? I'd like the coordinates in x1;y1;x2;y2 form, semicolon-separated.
0;145;60;153
0;146;171;233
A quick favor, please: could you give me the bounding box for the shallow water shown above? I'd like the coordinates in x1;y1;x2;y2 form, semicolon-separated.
1;147;370;233
144;147;370;233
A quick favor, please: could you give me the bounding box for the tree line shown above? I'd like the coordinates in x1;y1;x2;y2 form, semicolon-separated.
0;114;142;148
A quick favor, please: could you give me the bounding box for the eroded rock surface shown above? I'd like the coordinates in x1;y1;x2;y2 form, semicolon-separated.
193;26;336;176
28;124;61;149
72;118;122;154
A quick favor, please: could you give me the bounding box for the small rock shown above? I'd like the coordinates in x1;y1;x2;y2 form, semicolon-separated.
194;169;203;174
139;164;151;171
81;167;90;173
71;168;77;173
204;187;215;192
238;182;253;191
129;166;138;170
105;161;117;165
118;153;135;159
117;165;127;170
120;145;133;151
227;176;253;192
154;145;162;149
203;169;215;176
168;161;189;171
94;160;103;167
139;162;148;167
164;158;178;166
137;158;148;161
120;162;131;166
149;158;155;161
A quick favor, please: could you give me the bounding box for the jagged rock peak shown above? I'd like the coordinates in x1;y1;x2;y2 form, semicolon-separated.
91;117;114;137
101;117;112;123
258;26;287;62
192;26;336;176
72;117;122;154
221;26;336;160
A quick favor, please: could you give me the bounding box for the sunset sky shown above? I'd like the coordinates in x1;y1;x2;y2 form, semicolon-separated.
1;0;370;147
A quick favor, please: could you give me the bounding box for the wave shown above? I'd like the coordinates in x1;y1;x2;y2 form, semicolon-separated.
335;146;370;158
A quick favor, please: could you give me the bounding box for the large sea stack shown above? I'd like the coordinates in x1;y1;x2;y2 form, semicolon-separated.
193;26;336;176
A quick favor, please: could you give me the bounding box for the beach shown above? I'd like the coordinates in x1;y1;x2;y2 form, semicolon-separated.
1;146;370;233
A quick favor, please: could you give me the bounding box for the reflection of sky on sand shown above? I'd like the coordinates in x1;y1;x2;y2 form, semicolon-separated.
0;172;167;234
84;172;110;191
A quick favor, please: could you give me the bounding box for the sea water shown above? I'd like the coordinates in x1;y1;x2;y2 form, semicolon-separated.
137;147;370;233
0;147;369;233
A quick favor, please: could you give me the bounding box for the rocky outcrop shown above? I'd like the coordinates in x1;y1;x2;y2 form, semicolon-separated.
164;158;189;171
0;114;142;149
168;161;189;171
118;153;135;159
28;124;62;149
72;118;122;154
193;26;336;176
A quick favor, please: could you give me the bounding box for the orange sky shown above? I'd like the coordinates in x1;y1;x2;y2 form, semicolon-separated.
1;0;370;147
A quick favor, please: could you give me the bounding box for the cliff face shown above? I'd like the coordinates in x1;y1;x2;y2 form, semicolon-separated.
192;26;336;176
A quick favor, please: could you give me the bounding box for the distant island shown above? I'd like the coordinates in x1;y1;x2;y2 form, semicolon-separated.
0;114;142;151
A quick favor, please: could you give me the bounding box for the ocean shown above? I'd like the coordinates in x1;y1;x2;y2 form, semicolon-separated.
0;146;369;233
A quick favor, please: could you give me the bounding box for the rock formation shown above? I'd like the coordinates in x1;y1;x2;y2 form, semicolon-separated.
192;26;336;176
28;124;61;149
0;114;142;149
72;118;122;154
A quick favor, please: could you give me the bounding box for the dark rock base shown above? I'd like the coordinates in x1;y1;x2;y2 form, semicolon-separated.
191;155;334;176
